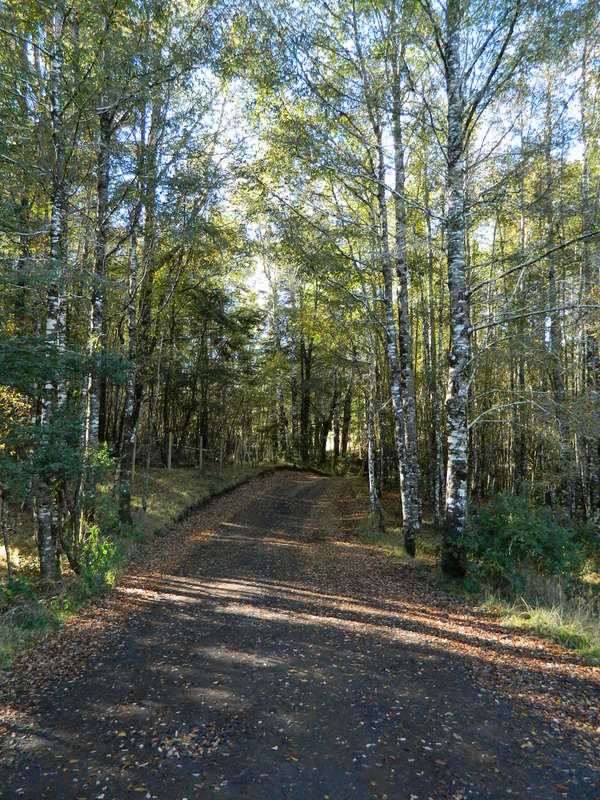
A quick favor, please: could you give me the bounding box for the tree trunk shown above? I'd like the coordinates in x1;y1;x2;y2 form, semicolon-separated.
300;334;313;461
360;272;385;533
374;127;416;557
514;116;527;492
83;102;111;513
38;2;67;581
333;383;341;462
442;0;469;576
424;167;443;522
117;70;163;521
118;230;140;526
320;382;338;464
269;275;288;453
580;42;599;513
545;75;570;508
341;382;352;456
1;492;12;584
289;285;299;457
392;57;422;533
351;1;414;551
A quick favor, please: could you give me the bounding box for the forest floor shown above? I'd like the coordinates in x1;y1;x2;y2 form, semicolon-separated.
0;470;598;799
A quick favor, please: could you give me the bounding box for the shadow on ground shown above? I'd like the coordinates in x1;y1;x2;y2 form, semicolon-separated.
1;472;598;799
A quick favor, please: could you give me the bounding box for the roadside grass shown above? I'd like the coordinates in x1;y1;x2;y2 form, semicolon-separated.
0;464;272;667
350;475;600;663
0;580;83;669
482;594;600;664
350;476;439;568
129;463;263;538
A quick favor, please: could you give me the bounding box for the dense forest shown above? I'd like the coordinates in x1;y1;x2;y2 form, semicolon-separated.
0;0;599;586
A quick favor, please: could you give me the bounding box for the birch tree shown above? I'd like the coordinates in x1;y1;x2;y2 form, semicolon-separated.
37;1;69;580
420;0;525;574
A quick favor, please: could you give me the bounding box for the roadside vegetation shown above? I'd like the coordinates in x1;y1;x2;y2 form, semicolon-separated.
351;476;600;664
0;464;268;667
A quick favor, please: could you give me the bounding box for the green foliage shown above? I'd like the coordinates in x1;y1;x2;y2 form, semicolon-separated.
463;493;584;594
95;489;121;536
80;524;121;593
0;465;272;666
0;578;89;667
0;575;37;608
573;514;600;570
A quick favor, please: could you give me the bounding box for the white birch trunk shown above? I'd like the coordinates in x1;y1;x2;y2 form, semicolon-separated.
82;97;111;520
351;2;416;555
424;170;442;521
118;229;139;525
289;279;299;457
442;0;470;575
333;386;341;463
580;42;599;512
374;129;415;555
545;76;570;507
266;266;288;453
143;332;163;513
392;64;422;533
360;273;384;533
38;2;67;580
86;109;111;452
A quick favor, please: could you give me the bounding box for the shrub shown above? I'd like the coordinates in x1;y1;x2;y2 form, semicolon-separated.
1;575;36;607
80;524;121;593
463;492;583;594
573;513;600;570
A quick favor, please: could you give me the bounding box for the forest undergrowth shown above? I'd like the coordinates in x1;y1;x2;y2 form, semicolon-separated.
352;476;600;664
0;464;270;667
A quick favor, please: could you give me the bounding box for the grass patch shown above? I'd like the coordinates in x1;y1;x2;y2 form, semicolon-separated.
132;464;261;533
0;578;86;668
350;476;440;567
483;594;600;665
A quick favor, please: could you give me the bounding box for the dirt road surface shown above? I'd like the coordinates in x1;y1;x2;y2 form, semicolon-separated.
1;471;598;799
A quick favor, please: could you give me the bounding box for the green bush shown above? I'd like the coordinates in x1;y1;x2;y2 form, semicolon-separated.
573;513;600;570
463;492;583;594
80;524;122;592
1;575;37;607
